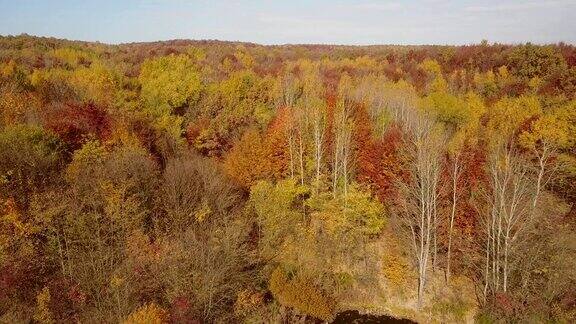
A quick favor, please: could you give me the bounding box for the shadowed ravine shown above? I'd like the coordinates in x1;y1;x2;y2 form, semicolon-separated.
331;311;417;324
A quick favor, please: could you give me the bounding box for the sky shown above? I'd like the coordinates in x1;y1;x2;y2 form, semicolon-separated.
0;0;575;45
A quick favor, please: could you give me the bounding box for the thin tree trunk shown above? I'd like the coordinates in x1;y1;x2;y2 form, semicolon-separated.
446;155;459;284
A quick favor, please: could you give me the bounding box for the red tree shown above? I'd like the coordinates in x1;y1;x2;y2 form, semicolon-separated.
353;104;404;203
43;102;111;152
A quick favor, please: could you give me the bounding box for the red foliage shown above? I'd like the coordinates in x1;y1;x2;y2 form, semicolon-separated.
497;79;529;98
0;254;50;308
129;117;171;167
322;68;341;94
383;63;402;82
438;142;489;273
489;292;524;319
353;104;404;203
264;107;290;179
185;119;206;147
404;62;427;93
170;296;201;323
43;277;86;322
386;53;397;64
43;101;111;152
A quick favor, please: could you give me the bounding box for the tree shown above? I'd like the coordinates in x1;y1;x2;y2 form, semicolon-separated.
250;179;385;317
428;92;485;283
353;103;402;203
0;125;63;211
160;153;242;233
224;121;288;189
155;219;252;322
519;107;573;211
482;144;533;295
419;58;448;94
122;303;168;324
43;101;111;152
249;179;307;262
139;54;202;114
33;287;55;324
224;129;271;188
304;67;327;185
37;142;159;321
480;95;542;296
508;44;567;80
69;60;120;107
332;74;354;196
396;112;446;307
268;266;336;321
193;70;274;156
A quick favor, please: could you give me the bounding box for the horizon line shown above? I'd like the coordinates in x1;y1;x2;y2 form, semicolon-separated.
2;33;574;48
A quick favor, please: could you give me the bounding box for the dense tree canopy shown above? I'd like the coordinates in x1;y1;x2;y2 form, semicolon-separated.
1;34;575;323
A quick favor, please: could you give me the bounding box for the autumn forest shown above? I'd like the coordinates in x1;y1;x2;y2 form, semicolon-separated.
1;35;576;323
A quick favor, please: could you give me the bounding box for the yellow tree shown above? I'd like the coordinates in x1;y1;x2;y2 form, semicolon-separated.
482;95;542;295
139;54;202;144
420;58;447;94
442;92;485;283
519;102;574;210
69;60;120;107
139;54;202;112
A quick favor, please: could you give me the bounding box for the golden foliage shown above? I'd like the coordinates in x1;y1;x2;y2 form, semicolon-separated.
122;303;169;324
382;252;410;289
0;90;40;126
269;266;336;321
33;287;54;324
224;127;287;188
382;245;411;290
234;289;265;317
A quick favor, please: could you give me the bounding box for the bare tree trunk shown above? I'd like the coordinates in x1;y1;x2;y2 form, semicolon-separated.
446;154;460;284
483;144;532;296
312;113;324;185
332;97;352;197
402;116;445;308
343;137;350;197
333;133;340;197
298;130;305;185
484;227;490;297
287;128;295;180
532;146;549;212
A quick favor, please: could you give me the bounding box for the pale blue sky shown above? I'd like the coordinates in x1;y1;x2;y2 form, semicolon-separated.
0;0;574;45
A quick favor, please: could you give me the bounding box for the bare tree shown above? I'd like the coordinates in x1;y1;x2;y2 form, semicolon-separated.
445;152;462;284
276;69;304;182
311;101;326;184
396;110;446;307
482;144;533;295
332;83;354;197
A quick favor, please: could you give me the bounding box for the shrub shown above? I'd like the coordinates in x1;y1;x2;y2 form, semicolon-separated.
431;297;468;322
33;287;54;324
0;125;63;210
269;266;336;321
122;303;169;324
382;252;410;289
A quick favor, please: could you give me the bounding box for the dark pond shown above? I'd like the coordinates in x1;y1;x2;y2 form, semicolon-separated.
331;310;417;324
